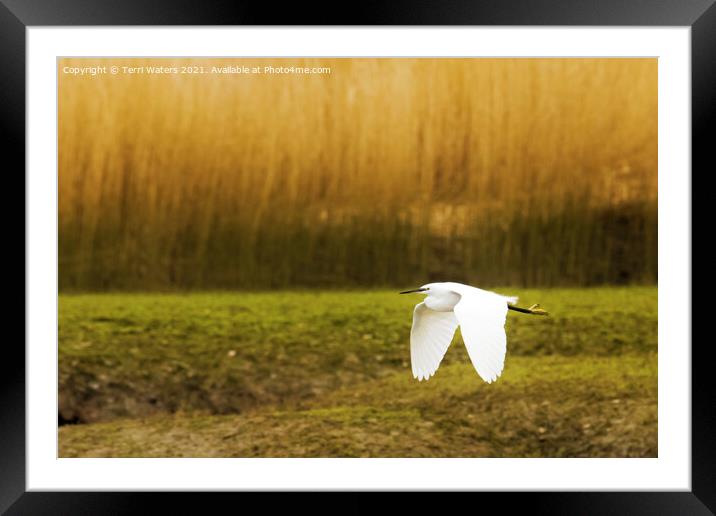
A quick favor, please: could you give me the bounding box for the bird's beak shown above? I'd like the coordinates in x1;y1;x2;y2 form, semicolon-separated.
399;288;428;294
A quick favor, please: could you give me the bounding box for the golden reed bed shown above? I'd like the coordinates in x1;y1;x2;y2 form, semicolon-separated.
58;58;656;290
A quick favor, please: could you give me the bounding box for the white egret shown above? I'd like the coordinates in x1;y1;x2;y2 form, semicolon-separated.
400;282;547;383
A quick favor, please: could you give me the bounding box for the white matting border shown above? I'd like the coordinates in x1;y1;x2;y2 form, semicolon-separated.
27;27;690;491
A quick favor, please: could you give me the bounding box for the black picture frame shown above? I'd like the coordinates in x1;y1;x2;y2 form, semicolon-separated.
5;1;709;513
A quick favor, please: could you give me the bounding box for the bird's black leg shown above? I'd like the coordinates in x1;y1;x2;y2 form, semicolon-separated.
508;303;549;316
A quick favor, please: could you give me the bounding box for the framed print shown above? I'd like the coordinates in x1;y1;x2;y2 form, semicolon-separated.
6;0;711;513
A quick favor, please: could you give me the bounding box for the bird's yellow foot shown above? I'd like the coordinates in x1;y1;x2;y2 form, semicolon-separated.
528;304;549;316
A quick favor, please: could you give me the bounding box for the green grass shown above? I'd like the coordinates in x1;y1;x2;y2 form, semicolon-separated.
59;286;657;457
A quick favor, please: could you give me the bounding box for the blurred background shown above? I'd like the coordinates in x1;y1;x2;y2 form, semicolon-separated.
58;58;657;458
59;58;657;291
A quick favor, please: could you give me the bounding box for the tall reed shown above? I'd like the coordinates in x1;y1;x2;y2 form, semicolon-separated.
58;58;657;290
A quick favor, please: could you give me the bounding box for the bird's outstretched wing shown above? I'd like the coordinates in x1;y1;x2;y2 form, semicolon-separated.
410;302;459;381
452;288;509;383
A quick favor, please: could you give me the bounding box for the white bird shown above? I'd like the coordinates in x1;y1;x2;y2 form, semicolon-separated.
400;282;547;383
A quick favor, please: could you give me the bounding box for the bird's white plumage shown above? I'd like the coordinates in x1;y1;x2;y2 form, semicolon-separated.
452;288;508;383
406;282;515;383
410;303;459;381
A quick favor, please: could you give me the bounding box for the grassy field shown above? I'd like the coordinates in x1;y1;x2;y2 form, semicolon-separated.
59;286;657;457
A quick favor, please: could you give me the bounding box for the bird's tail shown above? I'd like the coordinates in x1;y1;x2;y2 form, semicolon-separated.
504;296;519;305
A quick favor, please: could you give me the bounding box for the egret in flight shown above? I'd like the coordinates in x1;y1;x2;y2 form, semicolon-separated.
400;282;547;383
